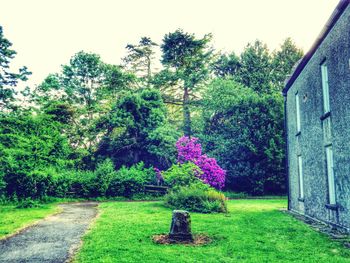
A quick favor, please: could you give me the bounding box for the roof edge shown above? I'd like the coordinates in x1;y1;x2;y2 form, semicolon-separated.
283;0;350;95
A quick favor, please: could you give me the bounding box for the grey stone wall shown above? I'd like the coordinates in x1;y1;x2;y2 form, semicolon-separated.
286;5;350;231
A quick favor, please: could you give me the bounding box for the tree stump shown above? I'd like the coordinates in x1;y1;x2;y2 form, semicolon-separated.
169;210;193;241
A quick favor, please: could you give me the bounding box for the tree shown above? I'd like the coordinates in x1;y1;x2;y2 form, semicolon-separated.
201;79;285;195
237;40;272;94
97;89;179;169
212;52;240;78
159;29;213;136
61;51;108;112
0;25;31;110
123;37;158;85
271;38;303;91
34;51;135;152
103;64;136;97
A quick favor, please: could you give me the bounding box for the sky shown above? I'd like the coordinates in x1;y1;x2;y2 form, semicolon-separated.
0;0;340;88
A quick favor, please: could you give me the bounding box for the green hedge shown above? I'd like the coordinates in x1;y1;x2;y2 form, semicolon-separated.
1;159;156;200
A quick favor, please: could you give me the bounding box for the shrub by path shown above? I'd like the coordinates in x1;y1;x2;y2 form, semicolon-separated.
0;202;98;263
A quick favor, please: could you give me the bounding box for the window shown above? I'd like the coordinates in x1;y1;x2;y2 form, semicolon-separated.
321;62;330;113
295;92;301;133
323;117;332;142
325;146;336;205
297;155;304;199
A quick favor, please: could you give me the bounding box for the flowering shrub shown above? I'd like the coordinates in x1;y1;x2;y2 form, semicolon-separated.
176;136;226;189
176;136;202;163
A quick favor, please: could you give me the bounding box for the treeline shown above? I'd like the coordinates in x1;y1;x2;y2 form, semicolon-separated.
0;26;303;198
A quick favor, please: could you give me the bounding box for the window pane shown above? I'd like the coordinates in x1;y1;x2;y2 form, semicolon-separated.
321;64;330;113
323;117;332;142
298;155;304;199
326;146;336;204
295;93;301;132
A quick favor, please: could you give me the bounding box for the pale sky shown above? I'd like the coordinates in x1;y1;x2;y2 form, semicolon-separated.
0;0;340;88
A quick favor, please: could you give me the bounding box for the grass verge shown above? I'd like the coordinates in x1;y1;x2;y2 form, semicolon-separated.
0;203;59;239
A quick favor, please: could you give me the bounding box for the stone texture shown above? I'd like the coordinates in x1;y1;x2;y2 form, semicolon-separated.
169;210;193;241
286;4;350;232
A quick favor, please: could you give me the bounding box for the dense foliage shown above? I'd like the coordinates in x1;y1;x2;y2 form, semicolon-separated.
0;24;304;199
201;79;285;194
97;89;179;169
32;51;135;155
107;162;156;197
0;113;73;198
162;162;202;189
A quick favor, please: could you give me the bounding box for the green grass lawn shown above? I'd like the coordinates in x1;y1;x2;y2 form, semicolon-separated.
0;203;58;239
75;199;350;263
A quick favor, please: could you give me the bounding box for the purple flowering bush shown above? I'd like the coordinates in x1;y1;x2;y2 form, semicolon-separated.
176;136;226;189
176;136;202;163
162;137;228;213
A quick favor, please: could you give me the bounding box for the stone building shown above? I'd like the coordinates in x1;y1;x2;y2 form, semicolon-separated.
283;0;350;231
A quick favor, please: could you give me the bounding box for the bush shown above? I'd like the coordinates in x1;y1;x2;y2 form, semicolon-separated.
0;171;6;198
92;159;116;197
45;159;116;198
162;162;202;189
165;184;227;213
0;156;157;200
0;113;75;199
45;159;117;198
29;170;55;199
15;167;74;199
68;170;96;198
4;169;55;199
46;169;95;198
16;198;42;208
49;169;73;197
176;136;226;189
107;162;155;198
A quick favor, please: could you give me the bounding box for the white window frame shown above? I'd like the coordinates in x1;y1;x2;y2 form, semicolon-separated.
295;92;301;133
325;146;336;205
321;62;330;113
297;155;304;199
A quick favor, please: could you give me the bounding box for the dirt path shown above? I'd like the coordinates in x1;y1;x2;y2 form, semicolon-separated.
0;202;98;263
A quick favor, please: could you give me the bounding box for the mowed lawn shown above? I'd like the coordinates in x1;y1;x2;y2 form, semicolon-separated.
0;203;58;239
74;200;350;263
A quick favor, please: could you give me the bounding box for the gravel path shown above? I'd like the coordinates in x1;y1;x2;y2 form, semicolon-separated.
0;202;98;263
